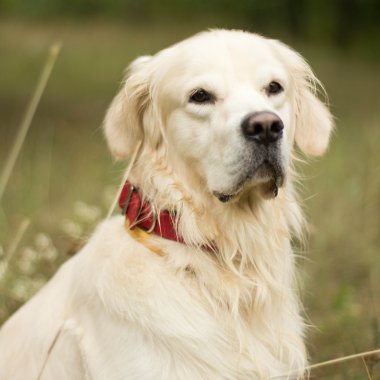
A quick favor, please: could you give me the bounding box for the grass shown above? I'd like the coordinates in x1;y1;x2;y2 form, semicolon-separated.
0;41;61;201
0;18;379;379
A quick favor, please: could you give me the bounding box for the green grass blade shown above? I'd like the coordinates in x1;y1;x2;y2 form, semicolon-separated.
106;140;142;219
0;42;62;202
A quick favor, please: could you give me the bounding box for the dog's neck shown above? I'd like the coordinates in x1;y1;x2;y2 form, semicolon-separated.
128;148;304;275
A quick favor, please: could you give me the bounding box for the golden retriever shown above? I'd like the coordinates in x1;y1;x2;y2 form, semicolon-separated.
0;29;333;380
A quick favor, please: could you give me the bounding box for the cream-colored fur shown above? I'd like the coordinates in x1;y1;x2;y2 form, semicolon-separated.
0;30;333;380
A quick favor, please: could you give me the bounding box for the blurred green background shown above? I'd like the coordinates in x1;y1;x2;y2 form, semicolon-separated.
0;1;379;378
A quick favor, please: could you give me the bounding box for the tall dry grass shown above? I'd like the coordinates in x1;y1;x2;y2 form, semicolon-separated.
0;42;61;201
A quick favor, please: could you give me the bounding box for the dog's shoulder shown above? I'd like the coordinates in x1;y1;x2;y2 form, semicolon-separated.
88;216;195;318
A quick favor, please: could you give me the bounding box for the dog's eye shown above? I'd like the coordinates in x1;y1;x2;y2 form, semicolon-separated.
189;89;214;104
266;81;284;96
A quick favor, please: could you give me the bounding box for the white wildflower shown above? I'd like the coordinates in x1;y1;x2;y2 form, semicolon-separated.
34;233;58;261
61;219;83;238
18;257;34;275
18;247;38;274
21;247;38;261
42;245;58;261
34;233;51;251
74;201;101;224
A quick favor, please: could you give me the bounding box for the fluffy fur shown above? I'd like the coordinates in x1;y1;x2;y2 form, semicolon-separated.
0;30;333;380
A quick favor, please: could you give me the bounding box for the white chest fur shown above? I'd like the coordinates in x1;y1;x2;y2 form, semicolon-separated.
74;216;305;380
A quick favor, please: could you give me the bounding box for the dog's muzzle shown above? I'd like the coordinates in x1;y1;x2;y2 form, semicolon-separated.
213;111;285;203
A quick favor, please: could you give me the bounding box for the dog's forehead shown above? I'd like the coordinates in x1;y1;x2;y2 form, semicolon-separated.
155;30;285;84
178;31;278;67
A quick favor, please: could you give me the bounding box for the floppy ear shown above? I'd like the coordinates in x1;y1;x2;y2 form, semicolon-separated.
103;56;152;159
294;74;334;157
271;40;334;156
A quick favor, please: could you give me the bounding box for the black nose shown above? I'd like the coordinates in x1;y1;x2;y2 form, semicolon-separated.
241;111;284;144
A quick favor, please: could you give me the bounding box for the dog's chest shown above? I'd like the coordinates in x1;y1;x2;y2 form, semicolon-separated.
79;220;301;379
88;245;261;379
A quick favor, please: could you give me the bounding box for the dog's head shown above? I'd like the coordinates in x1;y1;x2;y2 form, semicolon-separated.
104;30;333;203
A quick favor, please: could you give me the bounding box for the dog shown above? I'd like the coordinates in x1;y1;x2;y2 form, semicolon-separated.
0;29;333;379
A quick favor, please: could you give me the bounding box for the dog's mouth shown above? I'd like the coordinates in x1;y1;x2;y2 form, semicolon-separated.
213;161;284;203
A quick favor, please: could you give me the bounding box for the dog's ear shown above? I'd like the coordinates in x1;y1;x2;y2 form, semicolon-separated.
271;40;334;156
103;56;152;159
293;72;334;157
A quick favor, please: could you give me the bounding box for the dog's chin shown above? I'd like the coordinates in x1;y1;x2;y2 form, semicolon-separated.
213;162;285;203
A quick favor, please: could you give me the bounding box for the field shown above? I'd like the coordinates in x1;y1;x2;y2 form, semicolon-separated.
0;19;379;378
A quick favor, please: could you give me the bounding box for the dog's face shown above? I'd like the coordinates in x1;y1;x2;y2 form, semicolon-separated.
161;34;293;201
104;30;333;202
